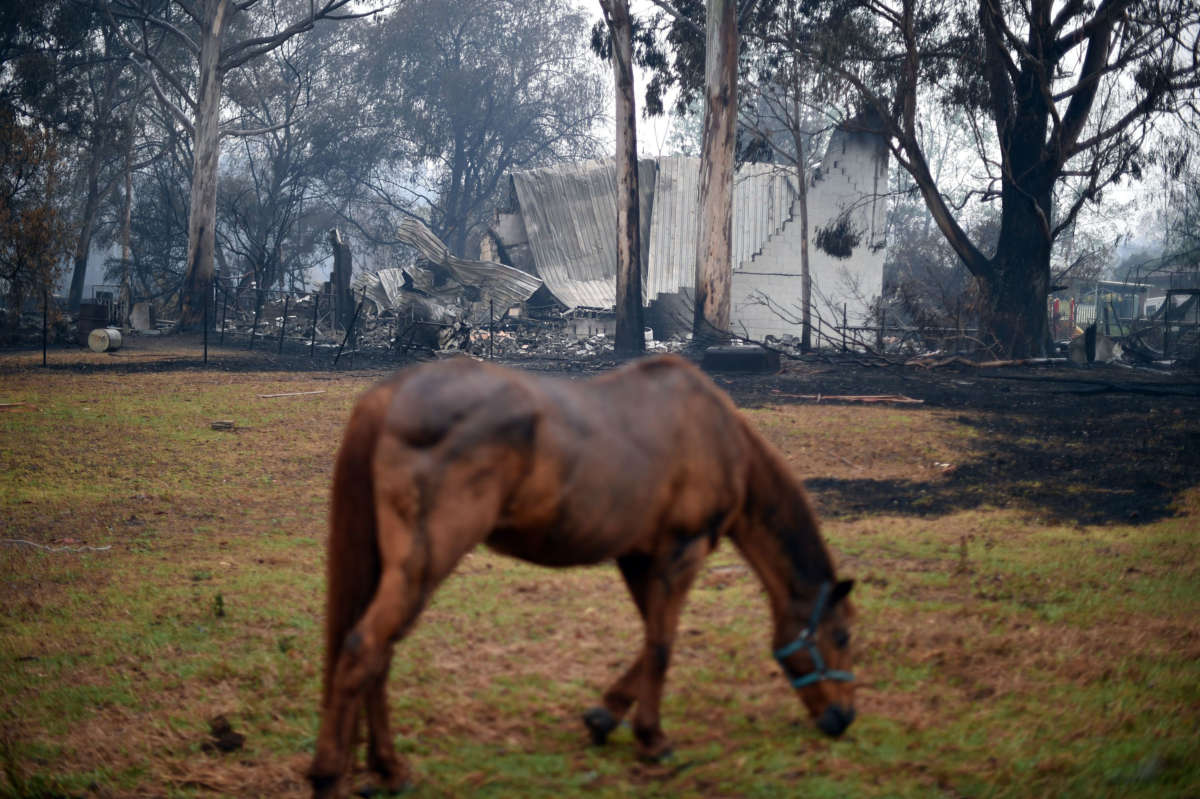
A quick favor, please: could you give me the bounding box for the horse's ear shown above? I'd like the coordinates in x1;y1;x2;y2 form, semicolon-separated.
831;579;854;605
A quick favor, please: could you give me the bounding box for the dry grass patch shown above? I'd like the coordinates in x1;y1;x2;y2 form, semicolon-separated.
1;349;1198;797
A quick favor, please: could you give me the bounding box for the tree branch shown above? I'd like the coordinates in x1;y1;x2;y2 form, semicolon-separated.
219;0;380;72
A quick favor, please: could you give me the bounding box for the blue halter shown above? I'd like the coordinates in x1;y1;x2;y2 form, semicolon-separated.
773;581;854;689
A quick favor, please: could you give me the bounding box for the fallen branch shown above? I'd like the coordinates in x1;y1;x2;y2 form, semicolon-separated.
257;390;327;399
906;356;1068;369
833;452;865;471
2;539;112;552
771;392;924;404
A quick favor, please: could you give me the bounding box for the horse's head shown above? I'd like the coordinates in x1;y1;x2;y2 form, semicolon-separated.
775;579;856;738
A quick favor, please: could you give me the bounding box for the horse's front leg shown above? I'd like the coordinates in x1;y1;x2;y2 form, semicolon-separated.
610;541;710;761
584;553;652;745
630;569;699;760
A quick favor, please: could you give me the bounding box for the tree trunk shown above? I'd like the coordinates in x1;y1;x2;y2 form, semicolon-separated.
792;124;812;352
68;151;104;312
119;125;134;334
692;0;738;344
979;74;1054;359
329;228;353;330
604;0;644;357
979;186;1052;358
178;0;227;329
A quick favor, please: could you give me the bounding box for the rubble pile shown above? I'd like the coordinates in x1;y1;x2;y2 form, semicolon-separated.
461;318;687;360
214;293;335;346
204;289;688;361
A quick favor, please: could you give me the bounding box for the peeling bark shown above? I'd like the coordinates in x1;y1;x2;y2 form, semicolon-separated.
67;153;104;312
179;0;228;330
602;0;645;357
693;0;738;344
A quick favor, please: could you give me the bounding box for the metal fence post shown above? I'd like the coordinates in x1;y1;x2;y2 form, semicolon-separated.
249;290;262;350
489;299;494;360
203;286;209;365
310;292;319;358
42;290;48;367
842;303;848;353
278;294;289;355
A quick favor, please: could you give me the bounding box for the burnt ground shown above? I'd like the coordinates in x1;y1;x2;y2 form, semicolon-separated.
7;333;1200;530
711;357;1200;528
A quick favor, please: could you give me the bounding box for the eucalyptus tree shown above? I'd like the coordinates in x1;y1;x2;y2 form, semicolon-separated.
691;0;740;342
352;0;607;258
0;2;141;311
96;0;374;328
0;111;72;330
216;32;350;299
56;28;153;312
598;0;645;356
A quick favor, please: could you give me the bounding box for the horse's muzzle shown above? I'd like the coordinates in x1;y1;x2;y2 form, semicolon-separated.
817;703;856;738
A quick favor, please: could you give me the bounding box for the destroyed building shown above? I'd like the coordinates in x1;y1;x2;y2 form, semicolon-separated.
351;217;543;349
485;117;890;342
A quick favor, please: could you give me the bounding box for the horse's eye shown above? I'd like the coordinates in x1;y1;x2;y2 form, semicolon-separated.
832;629;850;649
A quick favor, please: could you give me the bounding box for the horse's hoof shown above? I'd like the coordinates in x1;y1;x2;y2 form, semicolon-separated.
365;756;412;795
355;783;412;798
308;772;340;799
637;743;674;763
582;706;620;745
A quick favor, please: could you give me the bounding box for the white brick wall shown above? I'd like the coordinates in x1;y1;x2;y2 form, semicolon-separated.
731;126;887;342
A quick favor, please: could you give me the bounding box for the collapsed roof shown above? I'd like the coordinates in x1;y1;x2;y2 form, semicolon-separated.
354;217;543;323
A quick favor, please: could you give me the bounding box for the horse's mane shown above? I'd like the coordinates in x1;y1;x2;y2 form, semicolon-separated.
738;420;836;588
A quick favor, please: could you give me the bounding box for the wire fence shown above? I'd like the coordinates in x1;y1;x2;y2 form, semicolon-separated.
31;280;1200;368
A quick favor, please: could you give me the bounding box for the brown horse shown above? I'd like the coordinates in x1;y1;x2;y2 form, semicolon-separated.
308;354;856;797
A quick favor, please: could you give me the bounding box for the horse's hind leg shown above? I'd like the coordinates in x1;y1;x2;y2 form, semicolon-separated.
311;566;421;796
365;649;409;792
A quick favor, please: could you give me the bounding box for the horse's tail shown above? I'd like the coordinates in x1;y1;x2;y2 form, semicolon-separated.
321;387;388;709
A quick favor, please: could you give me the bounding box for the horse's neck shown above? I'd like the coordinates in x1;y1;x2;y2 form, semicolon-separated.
732;435;834;631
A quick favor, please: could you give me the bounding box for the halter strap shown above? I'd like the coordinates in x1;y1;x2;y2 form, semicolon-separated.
773;581;854;688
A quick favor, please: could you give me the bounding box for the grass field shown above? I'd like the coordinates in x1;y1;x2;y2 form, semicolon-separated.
1;343;1198;797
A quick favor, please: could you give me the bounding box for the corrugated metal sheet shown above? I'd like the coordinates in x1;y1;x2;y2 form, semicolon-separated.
734;163;798;269
511;160;620;310
397;217;543;310
353;217;543;319
644;156;698;301
514;157;798;311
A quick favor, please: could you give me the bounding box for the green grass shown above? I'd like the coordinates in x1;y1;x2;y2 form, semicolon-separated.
1;356;1198;797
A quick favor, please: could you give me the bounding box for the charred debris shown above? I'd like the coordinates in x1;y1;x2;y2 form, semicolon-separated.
38;215;1200;372
60;217;689;363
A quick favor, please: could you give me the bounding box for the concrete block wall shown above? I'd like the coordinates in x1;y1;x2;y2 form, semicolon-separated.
731;126;887;342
